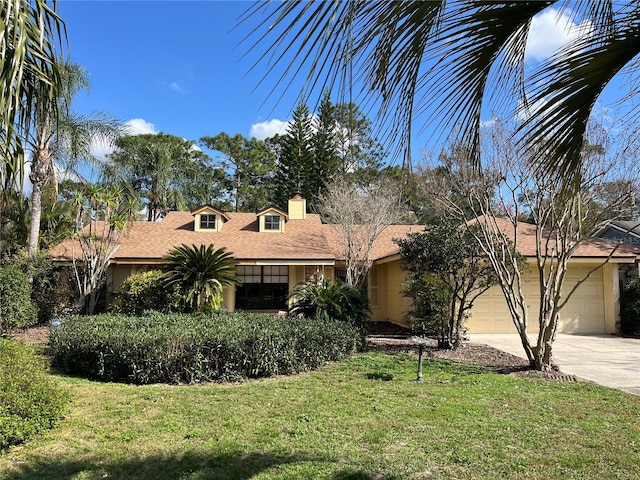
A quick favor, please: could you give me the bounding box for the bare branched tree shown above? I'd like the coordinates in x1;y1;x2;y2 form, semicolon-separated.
421;118;640;371
319;177;406;287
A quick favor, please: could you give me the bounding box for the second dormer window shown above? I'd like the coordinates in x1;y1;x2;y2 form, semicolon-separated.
264;215;280;231
200;214;216;230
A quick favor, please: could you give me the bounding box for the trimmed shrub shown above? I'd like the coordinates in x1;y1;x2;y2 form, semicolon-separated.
50;312;362;384
620;277;640;337
0;339;67;451
0;265;38;336
111;270;179;314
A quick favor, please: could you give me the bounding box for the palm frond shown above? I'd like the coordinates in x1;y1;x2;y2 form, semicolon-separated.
520;8;640;186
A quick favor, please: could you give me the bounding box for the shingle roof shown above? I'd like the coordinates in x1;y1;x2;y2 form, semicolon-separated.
477;217;638;260
50;211;335;263
49;211;637;265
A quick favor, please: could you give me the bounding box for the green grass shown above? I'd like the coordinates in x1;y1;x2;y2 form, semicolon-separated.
1;351;639;479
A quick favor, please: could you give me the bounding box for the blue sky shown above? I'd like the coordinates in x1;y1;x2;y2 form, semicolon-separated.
57;1;629;165
58;1;295;148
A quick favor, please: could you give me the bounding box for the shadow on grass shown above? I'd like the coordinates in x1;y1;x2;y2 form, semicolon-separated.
5;450;336;480
4;451;408;480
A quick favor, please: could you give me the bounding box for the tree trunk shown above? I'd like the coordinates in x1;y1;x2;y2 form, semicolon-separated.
28;151;52;258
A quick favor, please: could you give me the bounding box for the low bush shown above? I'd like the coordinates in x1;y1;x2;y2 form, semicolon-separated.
0;265;38;336
50;312;362;384
287;279;370;334
0;339;67;451
620;277;640;337
111;270;179;314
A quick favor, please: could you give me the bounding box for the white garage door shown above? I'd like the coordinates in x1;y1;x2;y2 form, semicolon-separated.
468;266;605;334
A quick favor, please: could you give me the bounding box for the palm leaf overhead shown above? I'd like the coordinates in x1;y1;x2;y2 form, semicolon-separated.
0;0;66;190
521;6;640;183
246;1;639;184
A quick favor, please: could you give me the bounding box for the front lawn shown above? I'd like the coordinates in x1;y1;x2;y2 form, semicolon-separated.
1;351;639;479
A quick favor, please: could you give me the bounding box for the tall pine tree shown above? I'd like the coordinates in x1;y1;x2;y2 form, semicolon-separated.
272;99;314;210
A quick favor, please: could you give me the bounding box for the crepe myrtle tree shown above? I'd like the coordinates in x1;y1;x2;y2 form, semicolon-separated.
420;117;640;370
319;177;406;288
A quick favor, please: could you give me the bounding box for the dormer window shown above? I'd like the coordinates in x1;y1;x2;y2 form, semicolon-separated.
191;205;229;232
257;206;288;233
264;215;280;231
200;214;216;230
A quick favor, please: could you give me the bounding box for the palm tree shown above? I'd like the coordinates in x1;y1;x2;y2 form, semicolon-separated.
246;1;639;185
25;60;123;257
162;244;240;312
1;0;66;190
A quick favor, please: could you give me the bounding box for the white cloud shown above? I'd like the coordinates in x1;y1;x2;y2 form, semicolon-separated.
526;8;592;63
250;119;289;140
125;118;158;136
90;118;158;161
169;82;186;94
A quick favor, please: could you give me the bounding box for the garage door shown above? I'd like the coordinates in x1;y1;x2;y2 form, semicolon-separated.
467;266;605;334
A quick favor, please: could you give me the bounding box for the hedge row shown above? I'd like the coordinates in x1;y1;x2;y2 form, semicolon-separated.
0;340;67;451
50;312;363;384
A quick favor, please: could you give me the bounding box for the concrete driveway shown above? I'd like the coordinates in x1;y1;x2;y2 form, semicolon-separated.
468;334;640;395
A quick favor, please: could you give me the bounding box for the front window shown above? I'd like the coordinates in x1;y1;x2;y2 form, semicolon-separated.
236;265;289;310
200;214;216;230
264;215;280;230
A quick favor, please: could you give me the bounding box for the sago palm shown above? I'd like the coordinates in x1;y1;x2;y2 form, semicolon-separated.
162;244;240;312
246;1;639;186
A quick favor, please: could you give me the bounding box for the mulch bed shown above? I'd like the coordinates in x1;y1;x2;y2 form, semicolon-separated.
366;322;577;382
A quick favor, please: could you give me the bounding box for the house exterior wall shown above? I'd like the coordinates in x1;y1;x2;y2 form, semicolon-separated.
379;260;411;326
369;264;388;321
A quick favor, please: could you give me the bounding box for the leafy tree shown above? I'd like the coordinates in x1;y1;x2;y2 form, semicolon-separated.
162;244;240;312
70;184;139;314
248;1;639;187
1;0;65;190
199;132;275;213
287;279;370;329
0;191;29;256
395;219;498;349
333;102;385;186
107;133;224;221
25;60;122;257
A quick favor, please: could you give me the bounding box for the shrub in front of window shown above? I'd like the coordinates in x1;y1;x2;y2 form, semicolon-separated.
111;270;179;314
162;244;241;312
